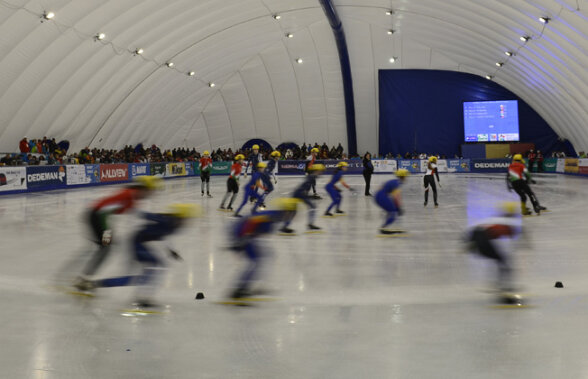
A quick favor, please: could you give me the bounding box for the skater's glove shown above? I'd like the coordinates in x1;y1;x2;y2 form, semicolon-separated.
397;208;404;216
101;229;112;245
168;249;183;261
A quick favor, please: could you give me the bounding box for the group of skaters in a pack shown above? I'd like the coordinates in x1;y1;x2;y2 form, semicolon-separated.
70;151;544;306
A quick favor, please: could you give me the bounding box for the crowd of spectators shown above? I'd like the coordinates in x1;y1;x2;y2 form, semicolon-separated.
0;140;350;166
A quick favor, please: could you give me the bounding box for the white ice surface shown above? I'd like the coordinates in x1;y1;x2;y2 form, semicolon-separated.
1;173;587;379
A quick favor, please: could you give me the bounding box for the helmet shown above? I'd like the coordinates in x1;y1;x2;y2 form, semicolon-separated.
308;163;326;172
168;203;201;218
501;201;518;215
395;169;410;178
428;156;437;163
270;151;281;158
134;175;162;190
271;198;299;211
513;154;523;162
203;151;210;156
235;154;245;160
311;148;319;153
257;162;267;169
252;144;260;150
337;161;348;168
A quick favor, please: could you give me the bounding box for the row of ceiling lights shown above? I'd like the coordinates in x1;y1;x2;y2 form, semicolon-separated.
486;17;550;80
386;10;398;64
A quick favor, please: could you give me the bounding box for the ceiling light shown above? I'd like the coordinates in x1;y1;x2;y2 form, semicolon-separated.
385;10;393;15
295;58;303;64
286;33;293;38
539;17;550;24
505;51;513;56
389;57;397;63
520;36;530;42
166;62;174;68
135;48;144;55
273;14;281;20
188;71;195;76
485;75;493;80
209;82;216;88
387;30;395;35
43;11;55;20
95;33;106;41
496;62;503;67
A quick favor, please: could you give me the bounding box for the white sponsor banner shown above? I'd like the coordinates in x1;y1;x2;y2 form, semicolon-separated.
373;159;397;173
556;158;566;173
578;158;588;168
0;167;27;192
436;159;448;173
67;165;88;185
419;159;428;173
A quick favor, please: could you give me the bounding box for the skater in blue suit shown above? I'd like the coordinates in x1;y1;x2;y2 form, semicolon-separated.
375;169;409;235
324;161;354;216
234;163;265;217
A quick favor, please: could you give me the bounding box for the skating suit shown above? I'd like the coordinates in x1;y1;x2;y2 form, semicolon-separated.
375;179;401;212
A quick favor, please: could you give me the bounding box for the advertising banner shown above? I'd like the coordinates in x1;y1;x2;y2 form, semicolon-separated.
447;159;470;173
564;158;579;173
211;161;231;175
129;163;150;178
166;163;186;177
555;159;565;173
0;167;27;192
26;165;67;190
185;162;195;176
373;159;397;173
100;164;128;182
398;160;422;174
436;159;448;173
277;160;307;175
471;159;511;173
541;158;558;173
577;158;588;174
151;163;167;177
67;165;100;185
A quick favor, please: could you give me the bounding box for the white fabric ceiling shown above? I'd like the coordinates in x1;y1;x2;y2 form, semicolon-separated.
0;0;586;153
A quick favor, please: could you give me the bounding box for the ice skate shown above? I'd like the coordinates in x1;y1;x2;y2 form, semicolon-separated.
207;193;213;198
279;227;295;235
324;211;334;217
335;209;345;214
307;224;321;230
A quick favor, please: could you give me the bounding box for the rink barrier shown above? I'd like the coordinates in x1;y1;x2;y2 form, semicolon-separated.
0;158;579;195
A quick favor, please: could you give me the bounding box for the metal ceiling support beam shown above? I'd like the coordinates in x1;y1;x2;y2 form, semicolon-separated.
318;0;357;156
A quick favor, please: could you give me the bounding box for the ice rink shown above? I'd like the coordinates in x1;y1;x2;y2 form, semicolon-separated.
1;172;588;379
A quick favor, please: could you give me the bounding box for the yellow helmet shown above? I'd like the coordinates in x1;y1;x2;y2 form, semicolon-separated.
337;161;348;168
395;169;410;178
235;154;245;160
428;156;437;163
168;203;202;218
271;197;300;211
308;163;326;172
252;144;260;150
270;151;281;158
203;151;210;156
257;162;267;169
501;201;518;215
513;154;523;162
311;148;319;153
134;175;162;190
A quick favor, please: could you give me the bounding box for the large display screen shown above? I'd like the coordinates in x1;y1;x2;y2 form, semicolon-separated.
463;100;519;142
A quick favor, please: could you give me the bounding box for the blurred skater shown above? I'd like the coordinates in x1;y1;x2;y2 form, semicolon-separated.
374;169;409;234
305;148;321;199
424;156;440;207
200;151;213;197
227;198;297;299
75;204;199;307
280;164;325;234
220;154;244;211
507;154;546;215
244;144;262;177
464;202;524;304
74;176;161;289
324;162;354;216
234;163;265;217
266;150;280;184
